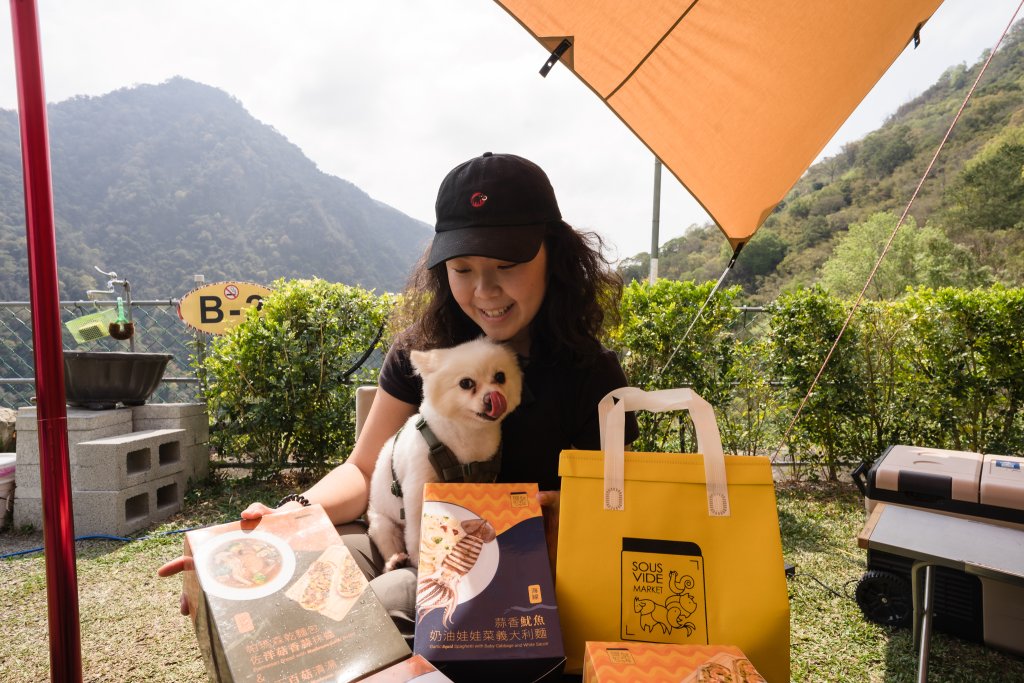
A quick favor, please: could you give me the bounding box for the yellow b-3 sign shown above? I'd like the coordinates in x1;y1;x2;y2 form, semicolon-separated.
177;281;272;335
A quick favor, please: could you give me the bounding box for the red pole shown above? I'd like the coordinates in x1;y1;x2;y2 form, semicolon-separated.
8;1;82;681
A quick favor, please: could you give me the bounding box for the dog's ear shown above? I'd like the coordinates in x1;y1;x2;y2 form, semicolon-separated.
409;349;435;376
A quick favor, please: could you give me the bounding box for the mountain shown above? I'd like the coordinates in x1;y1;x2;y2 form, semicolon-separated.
0;77;432;300
620;22;1024;301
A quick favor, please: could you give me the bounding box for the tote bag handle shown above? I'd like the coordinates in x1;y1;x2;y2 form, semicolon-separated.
598;387;729;517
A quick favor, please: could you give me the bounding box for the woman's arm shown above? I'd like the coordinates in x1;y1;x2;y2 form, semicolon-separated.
159;387;416;615
242;388;416;525
301;389;415;523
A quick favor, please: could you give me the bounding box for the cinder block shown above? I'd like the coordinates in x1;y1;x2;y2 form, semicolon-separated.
131;402;206;422
13;403;205;536
186;443;212;483
14;470;187;536
133;414;209;446
74;429;186;490
15;429;186;494
16;407;134;465
17;406;134;433
11;489;31;529
16;424;142;466
13;463;41;497
10;463;79;499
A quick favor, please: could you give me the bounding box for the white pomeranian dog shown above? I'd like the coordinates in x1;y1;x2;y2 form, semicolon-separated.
367;337;523;571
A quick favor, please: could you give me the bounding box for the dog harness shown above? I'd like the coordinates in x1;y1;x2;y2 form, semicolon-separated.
389;417;503;518
416;416;503;483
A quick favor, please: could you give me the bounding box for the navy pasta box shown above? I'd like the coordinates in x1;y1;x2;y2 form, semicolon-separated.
414;483;565;682
183;504;410;683
853;445;1024;524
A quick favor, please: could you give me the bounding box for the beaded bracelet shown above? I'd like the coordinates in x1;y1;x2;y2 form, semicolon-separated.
276;493;311;508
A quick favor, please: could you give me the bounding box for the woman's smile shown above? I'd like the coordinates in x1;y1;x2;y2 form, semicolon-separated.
479;304;514;319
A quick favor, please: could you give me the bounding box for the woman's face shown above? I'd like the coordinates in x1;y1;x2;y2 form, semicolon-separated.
445;245;548;355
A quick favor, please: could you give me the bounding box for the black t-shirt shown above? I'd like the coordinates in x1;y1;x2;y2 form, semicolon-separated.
378;342;639;491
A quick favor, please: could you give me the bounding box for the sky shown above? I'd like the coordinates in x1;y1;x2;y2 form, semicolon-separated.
0;1;1019;262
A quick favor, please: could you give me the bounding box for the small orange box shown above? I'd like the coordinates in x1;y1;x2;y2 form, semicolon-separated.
583;642;767;683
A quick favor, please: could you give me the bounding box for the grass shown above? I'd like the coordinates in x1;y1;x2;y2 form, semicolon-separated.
2;474;1022;682
778;481;1024;682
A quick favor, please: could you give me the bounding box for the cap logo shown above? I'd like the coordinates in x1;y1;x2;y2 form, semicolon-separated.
470;192;488;208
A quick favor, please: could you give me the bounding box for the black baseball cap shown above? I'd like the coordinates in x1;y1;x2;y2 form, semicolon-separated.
426;152;562;269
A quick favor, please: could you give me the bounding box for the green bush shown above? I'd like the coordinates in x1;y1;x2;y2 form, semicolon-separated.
202;278;393;479
901;286;1024;454
194;275;1023;484
608;279;741;453
769;286;863;480
767;285;1024;479
840;300;926;460
717;334;783;457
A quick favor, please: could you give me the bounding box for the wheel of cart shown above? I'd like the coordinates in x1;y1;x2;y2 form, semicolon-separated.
855;569;913;628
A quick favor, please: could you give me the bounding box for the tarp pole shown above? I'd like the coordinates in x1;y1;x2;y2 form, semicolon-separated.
649;157;662;284
8;1;82;681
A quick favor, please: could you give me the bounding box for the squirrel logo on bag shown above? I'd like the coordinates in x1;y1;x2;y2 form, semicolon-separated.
621;538;708;644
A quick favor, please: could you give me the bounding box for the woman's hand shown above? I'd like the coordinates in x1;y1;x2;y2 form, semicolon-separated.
156;555;194;615
240;500;303;520
537;490;560;579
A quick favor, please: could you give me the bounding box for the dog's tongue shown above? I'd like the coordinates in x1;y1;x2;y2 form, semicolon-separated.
484;391;507;418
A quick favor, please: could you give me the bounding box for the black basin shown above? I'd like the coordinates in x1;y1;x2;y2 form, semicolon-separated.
63;351;173;409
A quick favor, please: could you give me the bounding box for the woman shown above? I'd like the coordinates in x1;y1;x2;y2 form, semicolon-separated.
160;152;638;630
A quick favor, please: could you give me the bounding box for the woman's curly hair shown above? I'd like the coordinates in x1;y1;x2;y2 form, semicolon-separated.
392;220;622;364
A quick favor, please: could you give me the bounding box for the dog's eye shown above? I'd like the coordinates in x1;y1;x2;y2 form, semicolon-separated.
494;372;506;384
459;378;475;390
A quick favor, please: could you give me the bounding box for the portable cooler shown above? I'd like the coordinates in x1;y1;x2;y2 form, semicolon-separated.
852;445;1024;656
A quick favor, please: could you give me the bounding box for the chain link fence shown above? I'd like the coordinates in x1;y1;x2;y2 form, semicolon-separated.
0;299;204;409
0;299;770;411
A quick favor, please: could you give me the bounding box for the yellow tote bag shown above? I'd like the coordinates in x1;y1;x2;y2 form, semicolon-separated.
555;388;790;681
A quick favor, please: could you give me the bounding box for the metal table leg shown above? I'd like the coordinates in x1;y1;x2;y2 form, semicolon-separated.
913;564;935;683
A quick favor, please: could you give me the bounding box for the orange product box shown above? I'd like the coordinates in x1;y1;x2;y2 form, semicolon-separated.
183;504;410;683
583;642;767;683
358;654;454;682
414;482;565;682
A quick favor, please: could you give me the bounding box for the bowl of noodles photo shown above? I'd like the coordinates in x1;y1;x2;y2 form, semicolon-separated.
195;530;296;601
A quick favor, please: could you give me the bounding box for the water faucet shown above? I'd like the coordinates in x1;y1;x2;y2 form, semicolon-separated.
92;266;135;350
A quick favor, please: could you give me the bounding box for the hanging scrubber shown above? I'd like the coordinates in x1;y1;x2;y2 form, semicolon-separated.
108;296;135;341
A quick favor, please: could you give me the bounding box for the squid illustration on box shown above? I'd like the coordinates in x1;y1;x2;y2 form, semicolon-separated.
417;516;497;627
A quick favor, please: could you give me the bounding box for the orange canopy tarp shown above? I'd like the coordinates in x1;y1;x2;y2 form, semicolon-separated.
496;0;944;248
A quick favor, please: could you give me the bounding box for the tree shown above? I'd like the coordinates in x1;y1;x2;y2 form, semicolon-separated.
945;128;1024;233
860;125;915;178
818;211;985;299
618;253;650;284
729;231;787;292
